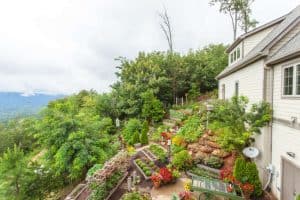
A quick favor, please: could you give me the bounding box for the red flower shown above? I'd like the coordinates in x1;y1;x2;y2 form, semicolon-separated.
161;132;171;140
240;183;254;194
159;167;173;183
220;168;233;181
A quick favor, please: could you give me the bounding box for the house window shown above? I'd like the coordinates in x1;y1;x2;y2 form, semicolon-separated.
230;47;241;64
235;81;239;96
282;64;300;97
283;66;293;95
222;84;225;99
297;65;300;95
237;47;240;59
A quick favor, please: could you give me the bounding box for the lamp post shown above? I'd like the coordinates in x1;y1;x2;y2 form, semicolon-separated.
206;104;214;129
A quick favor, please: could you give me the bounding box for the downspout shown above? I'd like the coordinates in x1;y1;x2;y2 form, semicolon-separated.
263;65;275;191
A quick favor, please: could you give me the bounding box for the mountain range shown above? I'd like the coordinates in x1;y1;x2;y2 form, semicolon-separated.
0;92;63;121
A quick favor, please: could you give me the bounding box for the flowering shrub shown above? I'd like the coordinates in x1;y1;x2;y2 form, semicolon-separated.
178;191;194;200
183;180;191;191
151;173;162;188
161;132;172;140
240;183;254;195
220;167;234;182
172;135;185;146
159;167;173;183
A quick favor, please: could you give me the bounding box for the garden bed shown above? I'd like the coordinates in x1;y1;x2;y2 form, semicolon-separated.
133;158;158;180
105;172;128;200
147;144;167;163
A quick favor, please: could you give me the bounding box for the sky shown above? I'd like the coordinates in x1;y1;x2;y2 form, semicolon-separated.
0;0;299;95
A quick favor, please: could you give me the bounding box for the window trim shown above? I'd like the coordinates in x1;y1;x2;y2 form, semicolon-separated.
281;63;300;98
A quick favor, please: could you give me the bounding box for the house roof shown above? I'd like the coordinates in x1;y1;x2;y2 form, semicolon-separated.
217;5;300;80
267;31;300;65
226;15;286;53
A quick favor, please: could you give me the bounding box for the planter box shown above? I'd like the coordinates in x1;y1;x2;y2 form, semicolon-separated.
105;171;128;200
196;164;221;175
65;184;87;200
133;160;151;180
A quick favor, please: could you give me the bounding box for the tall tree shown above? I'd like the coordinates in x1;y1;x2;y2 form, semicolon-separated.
210;0;257;40
0;145;28;199
239;0;258;33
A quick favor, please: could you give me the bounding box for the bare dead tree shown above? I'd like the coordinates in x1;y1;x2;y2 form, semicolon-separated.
159;7;173;53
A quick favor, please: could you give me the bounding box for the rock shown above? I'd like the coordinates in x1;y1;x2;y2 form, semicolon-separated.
202;133;210;140
198;138;206;145
207;129;214;136
194;151;209;160
187;143;200;153
200;145;213;153
206;141;220;149
212;149;231;158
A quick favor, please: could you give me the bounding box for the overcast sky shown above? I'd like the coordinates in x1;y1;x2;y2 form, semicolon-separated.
0;0;299;95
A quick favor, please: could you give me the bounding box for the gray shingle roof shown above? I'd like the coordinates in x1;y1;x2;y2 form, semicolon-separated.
216;5;300;80
267;32;300;65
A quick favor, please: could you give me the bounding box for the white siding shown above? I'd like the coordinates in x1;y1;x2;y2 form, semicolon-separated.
218;59;264;104
272;57;300;121
271;123;300;199
243;26;276;56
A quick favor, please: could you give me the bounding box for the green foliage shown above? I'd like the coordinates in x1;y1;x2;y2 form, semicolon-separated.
140;121;149;145
297;194;300;200
149;144;167;162
99;117;116;135
122;118;142;145
132;131;140;145
204;156;224;169
0;145;27;199
233;158;262;197
38;91;119;181
177;115;204;142
189;167;219;179
0;118;38;155
87;164;103;177
210;96;272;152
113;45;228;118
90;170;123;200
150;124;167;142
141;90;165;123
169;109;185;120
171;150;192;170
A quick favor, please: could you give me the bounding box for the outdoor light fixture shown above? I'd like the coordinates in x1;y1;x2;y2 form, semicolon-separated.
286;152;296;158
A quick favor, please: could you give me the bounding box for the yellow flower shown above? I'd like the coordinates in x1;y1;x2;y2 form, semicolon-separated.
184;180;192;191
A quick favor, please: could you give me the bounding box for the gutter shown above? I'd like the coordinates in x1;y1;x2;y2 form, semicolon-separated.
216;52;267;80
266;50;300;66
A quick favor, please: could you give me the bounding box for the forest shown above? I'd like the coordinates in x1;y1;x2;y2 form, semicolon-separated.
0;44;228;200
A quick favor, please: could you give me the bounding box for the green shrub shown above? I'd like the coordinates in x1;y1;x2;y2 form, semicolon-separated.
204;156;224;169
87;164;103;177
132;131;140;145
172;150;192;170
177;115;204;142
233;158;262;197
150;124;167;142
171;144;185;155
122;119;142;145
140;121;149;145
296;194;300;200
149;144;167;163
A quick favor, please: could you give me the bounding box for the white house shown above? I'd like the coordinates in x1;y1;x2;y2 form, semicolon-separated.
216;5;300;200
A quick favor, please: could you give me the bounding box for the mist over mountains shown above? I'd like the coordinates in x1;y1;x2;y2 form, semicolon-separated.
0;92;63;121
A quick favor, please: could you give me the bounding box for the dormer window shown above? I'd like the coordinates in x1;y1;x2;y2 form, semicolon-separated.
230;47;241;64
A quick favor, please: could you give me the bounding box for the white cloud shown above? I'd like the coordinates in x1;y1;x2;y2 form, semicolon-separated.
0;0;298;94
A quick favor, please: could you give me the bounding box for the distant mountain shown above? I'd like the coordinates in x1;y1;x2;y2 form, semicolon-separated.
0;92;64;121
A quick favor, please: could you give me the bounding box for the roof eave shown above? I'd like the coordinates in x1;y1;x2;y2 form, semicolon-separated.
216;53;266;80
266;51;300;66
